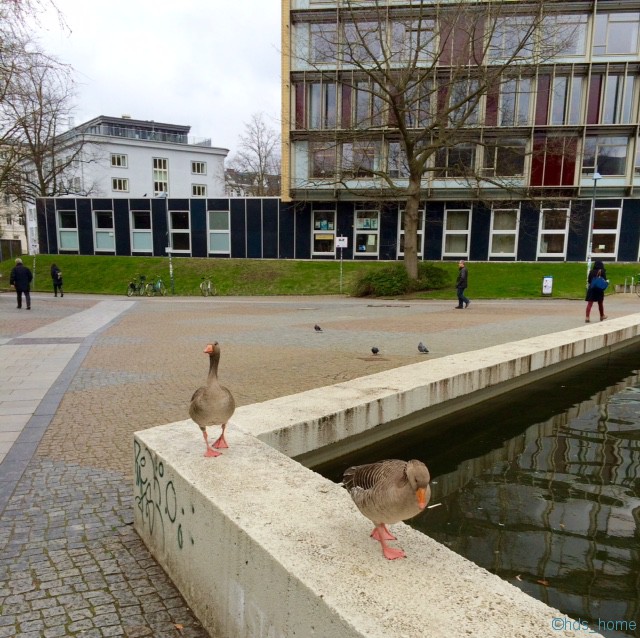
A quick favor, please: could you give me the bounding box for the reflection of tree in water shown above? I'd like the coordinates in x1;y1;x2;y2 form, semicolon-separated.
415;378;640;637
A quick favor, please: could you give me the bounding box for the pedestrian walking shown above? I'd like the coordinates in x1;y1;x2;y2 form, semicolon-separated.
585;260;608;323
51;263;64;297
9;257;33;310
455;260;470;309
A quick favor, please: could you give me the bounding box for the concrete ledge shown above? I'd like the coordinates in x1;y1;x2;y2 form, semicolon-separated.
235;314;640;465
133;318;640;637
134;426;591;638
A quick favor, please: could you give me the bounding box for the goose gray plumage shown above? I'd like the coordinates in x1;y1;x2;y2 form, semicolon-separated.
343;459;431;560
189;342;236;457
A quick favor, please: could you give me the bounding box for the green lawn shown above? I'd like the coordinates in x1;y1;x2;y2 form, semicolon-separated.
1;254;638;299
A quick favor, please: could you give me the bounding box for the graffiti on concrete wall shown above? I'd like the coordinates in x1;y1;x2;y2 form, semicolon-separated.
134;440;195;551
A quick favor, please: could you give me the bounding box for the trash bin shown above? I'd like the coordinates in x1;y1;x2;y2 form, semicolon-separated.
542;276;553;296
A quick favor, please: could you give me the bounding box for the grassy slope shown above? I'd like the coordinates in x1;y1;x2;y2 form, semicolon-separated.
0;254;638;299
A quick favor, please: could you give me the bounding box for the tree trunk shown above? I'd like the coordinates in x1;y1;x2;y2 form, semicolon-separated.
402;176;422;280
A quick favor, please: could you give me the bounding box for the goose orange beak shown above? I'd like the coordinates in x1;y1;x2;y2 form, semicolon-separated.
203;344;213;354
416;487;428;509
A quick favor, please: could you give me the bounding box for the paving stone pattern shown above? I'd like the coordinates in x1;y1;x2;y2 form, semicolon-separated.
1;291;638;637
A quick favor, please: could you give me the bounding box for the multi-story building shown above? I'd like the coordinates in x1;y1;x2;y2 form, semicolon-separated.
28;115;228;255
281;0;640;263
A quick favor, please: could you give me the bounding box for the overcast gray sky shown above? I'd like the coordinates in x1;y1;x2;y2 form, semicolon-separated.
35;0;282;157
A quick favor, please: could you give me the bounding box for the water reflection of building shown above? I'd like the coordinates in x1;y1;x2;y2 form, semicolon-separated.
415;374;640;637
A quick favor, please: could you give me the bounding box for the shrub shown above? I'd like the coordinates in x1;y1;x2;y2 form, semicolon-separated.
351;264;411;297
351;262;451;297
415;262;450;290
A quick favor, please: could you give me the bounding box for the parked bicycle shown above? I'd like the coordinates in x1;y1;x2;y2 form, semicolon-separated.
146;276;167;297
127;274;146;297
200;276;216;297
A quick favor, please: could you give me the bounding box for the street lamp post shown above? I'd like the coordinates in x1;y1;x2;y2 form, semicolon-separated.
587;169;601;283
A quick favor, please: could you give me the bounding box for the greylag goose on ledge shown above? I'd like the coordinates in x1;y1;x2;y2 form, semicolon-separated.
343;459;431;560
189;342;236;458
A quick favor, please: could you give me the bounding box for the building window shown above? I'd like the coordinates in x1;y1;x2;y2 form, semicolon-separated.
591;208;621;258
598;74;635;124
131;210;152;252
499;77;532;126
354;210;379;256
541;14;587;57
310;23;337;63
308;82;337;129
488;17;535;61
443;208;470;256
57;210;78;251
342;141;379;178
538;208;569;258
169;210;190;252
482;140;526;177
489;208;518;257
312;209;336;255
153;157;168;195
352;80;384;128
391;19;435;63
447;78;480;125
94;210;115;252
192;184;207;197
388;142;409;178
435;144;476;178
310;143;337;179
593;13;640;56
404;79;432;128
530;136;577;186
398;209;424;256
582;136;628;176
111;154;128;168
343;22;383;63
208;210;230;253
191;161;206;175
550;76;584;125
112;178;129;192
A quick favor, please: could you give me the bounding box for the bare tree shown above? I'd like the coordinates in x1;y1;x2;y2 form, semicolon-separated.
227;112;281;196
0;49;97;203
289;0;579;278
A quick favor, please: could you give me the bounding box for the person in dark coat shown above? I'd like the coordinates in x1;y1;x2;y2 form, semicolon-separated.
585;259;607;323
455;260;470;309
51;263;63;297
9;257;33;310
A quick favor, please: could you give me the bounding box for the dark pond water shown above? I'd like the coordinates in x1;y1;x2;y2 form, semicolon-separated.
314;345;640;638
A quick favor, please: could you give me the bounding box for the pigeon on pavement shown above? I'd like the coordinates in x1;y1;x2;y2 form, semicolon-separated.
418;342;429;354
314;324;323;332
371;347;380;355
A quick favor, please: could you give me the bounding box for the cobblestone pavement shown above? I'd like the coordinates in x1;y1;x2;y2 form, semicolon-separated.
1;291;639;637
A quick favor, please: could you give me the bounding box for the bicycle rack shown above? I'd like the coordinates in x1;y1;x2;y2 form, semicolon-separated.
623;276;635;293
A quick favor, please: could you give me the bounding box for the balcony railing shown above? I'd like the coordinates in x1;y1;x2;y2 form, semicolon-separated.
85;125;211;147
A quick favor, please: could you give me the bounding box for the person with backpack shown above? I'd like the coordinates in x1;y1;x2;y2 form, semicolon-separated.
51;263;64;297
585;260;608;323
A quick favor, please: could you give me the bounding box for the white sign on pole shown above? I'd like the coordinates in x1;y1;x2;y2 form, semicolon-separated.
336;236;348;248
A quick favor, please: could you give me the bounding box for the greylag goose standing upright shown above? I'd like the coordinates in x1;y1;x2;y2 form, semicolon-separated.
189;342;236;457
343;459;431;560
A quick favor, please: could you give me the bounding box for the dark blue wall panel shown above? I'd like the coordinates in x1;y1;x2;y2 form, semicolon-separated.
77;199;94;255
567;202;590;262
230;199;246;258
424;203;444;260
619;201;640;261
279;202;296;259
336;202;353;259
295;205;311;259
262;199;279;258
517;203;540;261
380;205;397;260
190;199;207;258
470;204;490;260
246;199;263;258
151;200;168;257
114;199;131;255
92;199;113;211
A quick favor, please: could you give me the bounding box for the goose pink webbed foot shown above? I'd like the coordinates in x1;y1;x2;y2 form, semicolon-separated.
202;431;222;457
371;524;396;541
212;424;229;449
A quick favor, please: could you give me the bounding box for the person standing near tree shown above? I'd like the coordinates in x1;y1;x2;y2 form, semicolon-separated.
455;260;470;309
51;263;63;297
9;257;33;309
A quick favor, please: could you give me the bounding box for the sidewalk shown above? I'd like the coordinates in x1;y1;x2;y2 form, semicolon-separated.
1;291;639;637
